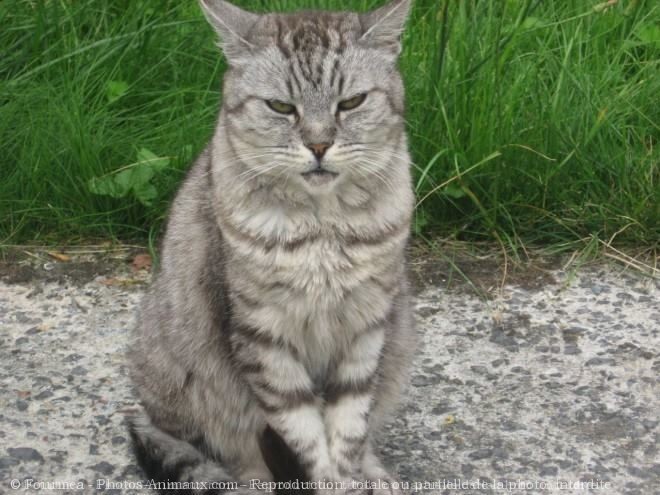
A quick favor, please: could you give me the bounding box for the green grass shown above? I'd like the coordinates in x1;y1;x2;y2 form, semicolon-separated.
1;0;658;252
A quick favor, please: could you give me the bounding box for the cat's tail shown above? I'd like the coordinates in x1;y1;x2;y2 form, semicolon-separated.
128;412;240;495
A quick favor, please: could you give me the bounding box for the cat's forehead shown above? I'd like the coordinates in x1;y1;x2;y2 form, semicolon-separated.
253;11;363;56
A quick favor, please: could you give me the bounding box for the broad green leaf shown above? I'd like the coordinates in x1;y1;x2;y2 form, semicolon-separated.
444;183;467;199
134;184;158;206
521;17;543;30
106;80;129;103
113;166;154;192
87;176;126;199
87;147;168;204
137;147;170;171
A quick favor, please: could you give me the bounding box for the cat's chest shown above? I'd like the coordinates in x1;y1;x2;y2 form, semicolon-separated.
253;235;395;302
231;236;400;372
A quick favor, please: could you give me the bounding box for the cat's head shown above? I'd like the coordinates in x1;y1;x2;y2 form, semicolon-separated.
201;0;411;193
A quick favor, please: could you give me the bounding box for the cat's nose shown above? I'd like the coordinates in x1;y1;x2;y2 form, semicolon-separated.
306;142;333;161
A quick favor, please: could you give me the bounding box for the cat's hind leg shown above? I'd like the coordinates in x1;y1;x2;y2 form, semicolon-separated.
129;412;249;494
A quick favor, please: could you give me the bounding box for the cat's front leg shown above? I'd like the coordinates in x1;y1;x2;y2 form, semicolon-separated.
230;324;341;486
324;326;386;485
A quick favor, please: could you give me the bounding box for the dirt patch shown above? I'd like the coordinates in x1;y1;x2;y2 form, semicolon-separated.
408;242;560;297
0;260;116;285
2;242;559;295
0;247;143;286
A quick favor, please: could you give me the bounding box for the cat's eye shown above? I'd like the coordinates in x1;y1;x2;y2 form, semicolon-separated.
266;100;297;115
337;93;367;112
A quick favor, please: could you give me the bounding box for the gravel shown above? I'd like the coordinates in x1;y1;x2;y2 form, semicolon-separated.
0;258;658;494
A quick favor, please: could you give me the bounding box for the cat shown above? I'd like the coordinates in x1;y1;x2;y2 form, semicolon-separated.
128;0;416;493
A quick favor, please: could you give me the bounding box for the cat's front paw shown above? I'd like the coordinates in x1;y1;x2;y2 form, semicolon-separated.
325;477;372;495
342;481;373;495
369;477;408;495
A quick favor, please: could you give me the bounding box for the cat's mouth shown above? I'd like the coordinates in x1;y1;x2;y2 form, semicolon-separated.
301;167;339;186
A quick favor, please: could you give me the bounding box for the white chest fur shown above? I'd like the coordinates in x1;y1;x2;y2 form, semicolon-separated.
227;232;404;381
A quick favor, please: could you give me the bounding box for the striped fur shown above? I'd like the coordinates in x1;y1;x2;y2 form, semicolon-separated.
129;1;415;493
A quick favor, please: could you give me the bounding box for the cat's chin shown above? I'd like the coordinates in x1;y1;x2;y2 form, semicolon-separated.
301;169;339;188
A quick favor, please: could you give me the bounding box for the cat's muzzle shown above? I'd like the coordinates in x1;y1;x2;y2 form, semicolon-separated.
301;166;339;186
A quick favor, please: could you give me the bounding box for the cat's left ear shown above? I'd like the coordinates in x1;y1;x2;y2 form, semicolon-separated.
199;0;259;62
359;0;412;55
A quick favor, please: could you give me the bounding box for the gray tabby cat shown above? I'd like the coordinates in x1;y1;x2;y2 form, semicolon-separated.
129;0;415;493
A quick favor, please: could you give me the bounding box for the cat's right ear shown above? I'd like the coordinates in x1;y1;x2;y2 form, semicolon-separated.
199;0;259;63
